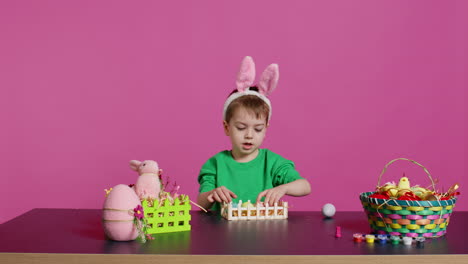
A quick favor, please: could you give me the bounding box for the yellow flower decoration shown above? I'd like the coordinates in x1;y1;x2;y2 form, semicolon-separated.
104;188;113;197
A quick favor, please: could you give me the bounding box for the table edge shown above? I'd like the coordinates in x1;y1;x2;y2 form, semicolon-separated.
1;253;467;264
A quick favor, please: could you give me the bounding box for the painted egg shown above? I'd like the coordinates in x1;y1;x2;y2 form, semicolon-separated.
322;203;336;218
242;201;254;207
388;188;399;198
102;184;141;241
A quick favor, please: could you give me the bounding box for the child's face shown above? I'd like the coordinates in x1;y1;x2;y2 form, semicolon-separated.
224;106;268;161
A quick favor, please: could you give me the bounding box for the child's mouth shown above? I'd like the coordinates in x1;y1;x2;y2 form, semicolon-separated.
242;143;253;150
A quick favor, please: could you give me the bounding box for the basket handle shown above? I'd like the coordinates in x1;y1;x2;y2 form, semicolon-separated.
377;158;436;190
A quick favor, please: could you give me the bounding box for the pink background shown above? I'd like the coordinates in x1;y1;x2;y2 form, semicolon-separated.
1;0;467;224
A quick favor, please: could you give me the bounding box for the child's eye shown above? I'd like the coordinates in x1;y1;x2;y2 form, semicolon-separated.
255;128;263;132
236;127;245;131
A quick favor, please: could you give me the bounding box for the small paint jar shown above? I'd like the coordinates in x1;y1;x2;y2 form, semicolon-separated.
415;237;426;243
415;237;425;248
377;235;388;244
390;235;401;244
402;237;413;245
365;234;375;243
353;233;363;242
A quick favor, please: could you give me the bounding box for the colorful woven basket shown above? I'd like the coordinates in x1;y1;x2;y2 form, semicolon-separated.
359;158;458;238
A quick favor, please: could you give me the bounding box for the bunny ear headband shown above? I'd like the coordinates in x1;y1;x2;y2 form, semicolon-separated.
222;56;279;122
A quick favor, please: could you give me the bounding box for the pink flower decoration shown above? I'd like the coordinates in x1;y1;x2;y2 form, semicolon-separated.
133;205;145;220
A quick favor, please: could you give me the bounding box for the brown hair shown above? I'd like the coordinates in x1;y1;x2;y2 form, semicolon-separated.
224;87;270;123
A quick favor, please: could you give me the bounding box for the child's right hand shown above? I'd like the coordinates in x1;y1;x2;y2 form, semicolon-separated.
207;186;237;203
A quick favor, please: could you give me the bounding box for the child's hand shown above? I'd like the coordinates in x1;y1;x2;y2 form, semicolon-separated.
256;185;287;205
207;186;237;203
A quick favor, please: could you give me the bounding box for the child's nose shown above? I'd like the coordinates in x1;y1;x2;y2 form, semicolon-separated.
245;129;253;139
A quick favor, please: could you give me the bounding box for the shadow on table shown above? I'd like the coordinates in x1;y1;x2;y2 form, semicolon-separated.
103;231;191;254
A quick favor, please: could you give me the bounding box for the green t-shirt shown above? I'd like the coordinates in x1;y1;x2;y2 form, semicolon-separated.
198;148;303;211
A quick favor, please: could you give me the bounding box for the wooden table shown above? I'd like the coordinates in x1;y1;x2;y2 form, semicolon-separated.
1;209;467;263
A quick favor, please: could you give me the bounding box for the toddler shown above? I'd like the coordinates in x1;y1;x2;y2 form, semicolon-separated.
197;56;311;211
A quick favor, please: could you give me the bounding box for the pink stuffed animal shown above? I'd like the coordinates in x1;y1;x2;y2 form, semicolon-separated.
130;160;162;199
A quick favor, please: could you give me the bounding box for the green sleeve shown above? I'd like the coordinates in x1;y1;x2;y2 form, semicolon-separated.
272;160;303;187
198;157;217;193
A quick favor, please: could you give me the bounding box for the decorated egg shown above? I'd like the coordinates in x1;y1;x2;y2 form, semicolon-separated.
397;189;411;197
102;184;141;241
242;201;254;207
322;203;336;218
387;188;399;198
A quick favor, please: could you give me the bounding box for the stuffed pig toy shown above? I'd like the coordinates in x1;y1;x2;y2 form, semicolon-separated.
130;160;162;200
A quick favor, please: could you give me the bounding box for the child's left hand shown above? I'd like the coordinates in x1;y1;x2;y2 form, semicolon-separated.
256;185;287;205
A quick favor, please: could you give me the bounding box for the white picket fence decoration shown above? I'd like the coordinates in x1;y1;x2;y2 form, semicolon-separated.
221;200;288;220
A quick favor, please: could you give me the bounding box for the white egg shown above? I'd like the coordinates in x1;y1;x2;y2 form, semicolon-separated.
322;203;336;218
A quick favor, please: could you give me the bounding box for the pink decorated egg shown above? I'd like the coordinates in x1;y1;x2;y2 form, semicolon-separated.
102;184;141;241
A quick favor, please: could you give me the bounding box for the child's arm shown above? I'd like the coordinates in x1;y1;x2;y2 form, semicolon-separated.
197;186;238;210
256;179;311;205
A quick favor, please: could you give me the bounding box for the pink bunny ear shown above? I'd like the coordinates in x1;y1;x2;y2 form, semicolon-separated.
258;64;279;96
236;56;256;92
129;160;141;171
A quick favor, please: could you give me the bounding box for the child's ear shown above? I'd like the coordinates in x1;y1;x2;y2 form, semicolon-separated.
223;120;230;136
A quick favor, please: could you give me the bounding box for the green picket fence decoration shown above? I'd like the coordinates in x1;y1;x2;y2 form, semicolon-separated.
142;195;192;234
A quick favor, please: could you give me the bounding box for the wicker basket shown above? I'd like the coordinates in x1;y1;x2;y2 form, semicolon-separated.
359;158;458;238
